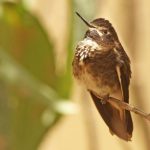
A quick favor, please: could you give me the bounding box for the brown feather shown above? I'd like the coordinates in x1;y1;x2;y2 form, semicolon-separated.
90;91;132;141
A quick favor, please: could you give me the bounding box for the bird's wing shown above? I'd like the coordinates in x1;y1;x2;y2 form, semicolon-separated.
115;48;131;103
115;46;133;134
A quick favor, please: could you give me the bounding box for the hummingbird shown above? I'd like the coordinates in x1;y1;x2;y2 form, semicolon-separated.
72;12;133;141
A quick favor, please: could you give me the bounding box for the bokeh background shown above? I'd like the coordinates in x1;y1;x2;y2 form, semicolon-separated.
0;0;150;150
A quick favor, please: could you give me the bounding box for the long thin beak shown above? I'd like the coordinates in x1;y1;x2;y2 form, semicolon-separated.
76;12;95;28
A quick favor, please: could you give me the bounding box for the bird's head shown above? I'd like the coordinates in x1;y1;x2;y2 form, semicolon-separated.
76;12;119;49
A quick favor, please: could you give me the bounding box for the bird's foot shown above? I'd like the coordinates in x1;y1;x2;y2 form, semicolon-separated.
101;99;106;104
101;94;109;104
88;90;109;104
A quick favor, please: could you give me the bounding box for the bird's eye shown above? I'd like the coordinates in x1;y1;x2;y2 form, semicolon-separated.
102;30;108;34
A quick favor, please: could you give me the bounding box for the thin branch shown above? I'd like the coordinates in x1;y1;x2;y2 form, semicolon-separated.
106;96;150;122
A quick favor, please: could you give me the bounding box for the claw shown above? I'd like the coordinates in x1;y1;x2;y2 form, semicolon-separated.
101;99;106;104
100;94;109;104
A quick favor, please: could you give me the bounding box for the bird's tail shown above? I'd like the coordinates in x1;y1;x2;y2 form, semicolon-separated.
90;92;133;141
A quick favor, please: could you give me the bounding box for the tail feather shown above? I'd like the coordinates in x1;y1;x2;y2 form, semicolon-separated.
90;92;133;141
126;110;133;134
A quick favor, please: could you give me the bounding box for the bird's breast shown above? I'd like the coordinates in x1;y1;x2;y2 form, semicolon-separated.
74;38;102;64
72;40;120;97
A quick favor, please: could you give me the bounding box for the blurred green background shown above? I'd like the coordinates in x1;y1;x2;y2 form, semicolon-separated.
0;1;73;149
0;0;150;150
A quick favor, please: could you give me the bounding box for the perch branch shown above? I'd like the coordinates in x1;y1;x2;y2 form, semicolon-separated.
107;96;150;122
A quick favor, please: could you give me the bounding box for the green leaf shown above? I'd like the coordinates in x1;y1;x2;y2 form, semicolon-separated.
0;1;77;149
0;2;60;150
0;2;56;87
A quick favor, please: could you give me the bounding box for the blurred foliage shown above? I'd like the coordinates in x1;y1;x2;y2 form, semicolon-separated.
0;1;74;150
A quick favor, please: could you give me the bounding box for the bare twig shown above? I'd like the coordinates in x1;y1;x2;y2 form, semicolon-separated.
107;96;150;122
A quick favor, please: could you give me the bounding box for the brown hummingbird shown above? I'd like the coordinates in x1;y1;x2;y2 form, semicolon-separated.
72;12;133;141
